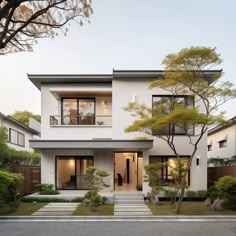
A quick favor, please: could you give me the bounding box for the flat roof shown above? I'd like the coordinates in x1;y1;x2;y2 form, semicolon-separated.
29;139;153;150
28;69;223;90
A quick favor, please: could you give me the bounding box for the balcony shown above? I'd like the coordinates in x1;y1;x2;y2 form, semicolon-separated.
50;115;112;126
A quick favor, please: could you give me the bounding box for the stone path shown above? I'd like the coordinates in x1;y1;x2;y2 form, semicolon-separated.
114;192;153;216
32;203;80;216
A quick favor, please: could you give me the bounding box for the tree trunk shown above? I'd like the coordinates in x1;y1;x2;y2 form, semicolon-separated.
175;158;192;213
175;176;185;213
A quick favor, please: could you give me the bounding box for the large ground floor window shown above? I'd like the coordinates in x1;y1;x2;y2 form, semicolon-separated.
56;156;93;190
149;156;190;185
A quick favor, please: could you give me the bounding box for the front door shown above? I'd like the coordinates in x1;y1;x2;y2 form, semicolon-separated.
114;152;143;191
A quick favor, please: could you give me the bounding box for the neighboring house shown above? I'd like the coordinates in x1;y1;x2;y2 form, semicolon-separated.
28;70;219;194
207;117;236;159
0;112;40;152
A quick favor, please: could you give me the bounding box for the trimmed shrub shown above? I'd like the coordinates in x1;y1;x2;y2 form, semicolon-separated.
185;190;196;198
0;169;23;207
22;197;70;202
214;176;236;210
35;184;59;195
71;197;84;203
82;190;106;210
197;190;207;198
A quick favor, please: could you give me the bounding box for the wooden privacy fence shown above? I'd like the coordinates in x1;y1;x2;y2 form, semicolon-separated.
208;166;236;188
11;165;41;196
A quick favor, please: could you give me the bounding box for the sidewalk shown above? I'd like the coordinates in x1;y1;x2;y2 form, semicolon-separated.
1;215;236;222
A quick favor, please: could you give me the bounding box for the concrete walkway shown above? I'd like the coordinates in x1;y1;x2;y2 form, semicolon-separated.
114;192;153;216
32;203;80;216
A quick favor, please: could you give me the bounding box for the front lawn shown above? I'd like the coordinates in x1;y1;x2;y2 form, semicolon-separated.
0;202;47;216
148;202;236;215
73;204;114;216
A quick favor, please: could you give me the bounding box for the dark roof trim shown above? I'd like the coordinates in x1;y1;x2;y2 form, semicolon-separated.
0;112;40;135
29;139;153;142
29;139;153;150
208;117;236;135
113;69;223;78
28;69;223;90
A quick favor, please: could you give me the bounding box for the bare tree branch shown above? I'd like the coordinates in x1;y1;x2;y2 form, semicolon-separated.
0;0;92;54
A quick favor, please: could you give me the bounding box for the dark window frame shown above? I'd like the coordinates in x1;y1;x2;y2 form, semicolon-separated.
9;128;25;147
61;97;96;125
152;95;195;136
207;145;212;151
149;155;191;186
55;156;94;190
219;140;227;148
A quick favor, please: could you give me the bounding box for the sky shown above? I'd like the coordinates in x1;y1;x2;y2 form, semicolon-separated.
0;0;236;118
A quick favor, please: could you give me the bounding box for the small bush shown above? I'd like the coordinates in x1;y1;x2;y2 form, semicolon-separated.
82;190;105;210
0;169;23;206
185;190;196;198
22;197;70;203
71;197;84;203
102;196;107;204
207;186;219;203
214;176;236;210
39;190;59;195
35;184;59;195
197;190;207;198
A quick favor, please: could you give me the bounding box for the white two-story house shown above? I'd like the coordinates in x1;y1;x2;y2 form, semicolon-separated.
28;70;218;194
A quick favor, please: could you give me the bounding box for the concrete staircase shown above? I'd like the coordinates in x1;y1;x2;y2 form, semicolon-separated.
114;192;153;216
32;202;80;216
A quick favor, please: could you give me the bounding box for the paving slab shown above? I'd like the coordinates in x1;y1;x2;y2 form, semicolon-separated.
32;203;80;216
114;193;153;216
115;212;153;216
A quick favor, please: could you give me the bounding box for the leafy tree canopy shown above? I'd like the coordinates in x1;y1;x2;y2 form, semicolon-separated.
208;156;236;167
124;46;236;213
10;110;41;126
0;0;92;54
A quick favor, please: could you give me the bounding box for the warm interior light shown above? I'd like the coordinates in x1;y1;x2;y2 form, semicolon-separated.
69;159;75;168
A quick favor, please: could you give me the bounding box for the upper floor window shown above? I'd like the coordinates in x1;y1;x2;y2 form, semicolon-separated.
9;128;25;147
207;145;212;151
152;95;194;135
219;140;227;148
62;98;95;125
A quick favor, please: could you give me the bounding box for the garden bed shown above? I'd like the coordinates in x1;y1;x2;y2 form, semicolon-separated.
148;202;236;215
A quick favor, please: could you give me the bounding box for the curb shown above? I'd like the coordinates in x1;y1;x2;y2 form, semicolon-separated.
1;216;236;222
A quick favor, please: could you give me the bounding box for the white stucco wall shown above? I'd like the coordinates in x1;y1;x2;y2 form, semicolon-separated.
41;84;112;139
112;78;208;191
208;125;236;159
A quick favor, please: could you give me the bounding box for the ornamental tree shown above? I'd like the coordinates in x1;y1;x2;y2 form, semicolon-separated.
0;0;92;54
11;110;41;126
124;46;236;213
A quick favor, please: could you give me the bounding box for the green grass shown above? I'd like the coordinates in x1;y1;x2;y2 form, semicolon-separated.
73;204;114;216
148;202;236;215
0;202;47;216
